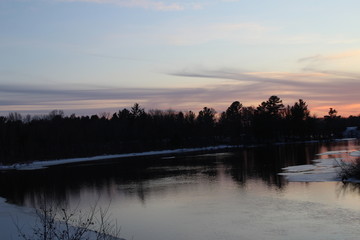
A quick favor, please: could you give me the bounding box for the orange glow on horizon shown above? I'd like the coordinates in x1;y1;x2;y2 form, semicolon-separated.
311;104;360;118
0;99;358;118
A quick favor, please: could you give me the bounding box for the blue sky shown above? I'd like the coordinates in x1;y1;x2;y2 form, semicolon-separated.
1;0;360;117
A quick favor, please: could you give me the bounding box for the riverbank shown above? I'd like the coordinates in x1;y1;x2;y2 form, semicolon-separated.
1;139;358;171
0;145;242;171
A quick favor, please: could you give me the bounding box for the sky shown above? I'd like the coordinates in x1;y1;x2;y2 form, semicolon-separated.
1;0;360;117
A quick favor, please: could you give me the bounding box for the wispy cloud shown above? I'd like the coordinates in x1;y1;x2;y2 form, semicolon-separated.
55;0;250;10
57;0;202;11
323;49;360;60
171;68;331;85
299;49;360;63
298;55;322;63
169;67;360;116
298;49;360;85
1;69;359;117
302;68;360;80
0;83;224;114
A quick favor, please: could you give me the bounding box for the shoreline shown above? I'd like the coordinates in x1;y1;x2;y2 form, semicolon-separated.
0;145;243;171
1;138;358;171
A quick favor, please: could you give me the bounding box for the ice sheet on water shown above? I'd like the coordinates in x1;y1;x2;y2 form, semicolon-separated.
350;150;360;157
312;157;338;163
316;150;353;156
280;158;342;182
281;171;340;182
312;158;343;167
280;148;360;182
281;165;316;173
281;158;343;173
334;138;357;141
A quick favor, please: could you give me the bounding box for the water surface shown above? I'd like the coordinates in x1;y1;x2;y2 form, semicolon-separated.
1;140;360;240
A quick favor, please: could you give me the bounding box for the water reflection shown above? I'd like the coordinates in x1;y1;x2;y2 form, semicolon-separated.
336;181;360;196
0;141;352;208
2;141;360;240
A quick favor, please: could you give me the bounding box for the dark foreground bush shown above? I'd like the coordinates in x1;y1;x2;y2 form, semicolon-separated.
16;202;124;240
339;158;360;181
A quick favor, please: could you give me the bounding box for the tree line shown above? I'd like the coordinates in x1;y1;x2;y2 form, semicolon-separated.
0;96;359;164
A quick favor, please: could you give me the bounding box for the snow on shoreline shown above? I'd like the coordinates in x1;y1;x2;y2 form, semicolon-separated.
0;197;37;240
0;145;242;171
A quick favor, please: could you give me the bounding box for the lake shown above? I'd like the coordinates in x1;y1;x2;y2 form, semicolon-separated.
1;140;360;240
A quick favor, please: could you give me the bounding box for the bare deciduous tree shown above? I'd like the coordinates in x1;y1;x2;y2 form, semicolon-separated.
16;201;123;240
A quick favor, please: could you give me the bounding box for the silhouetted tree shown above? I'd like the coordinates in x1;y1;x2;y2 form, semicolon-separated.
285;99;311;139
323;107;344;138
253;96;285;141
0;99;359;164
7;112;22;122
185;111;196;125
257;95;284;117
290;99;310;121
197;107;216;127
47;110;64;120
130;103;146;119
197;107;216;141
325;108;340;119
118;108;132;120
220;101;243;142
224;101;242;122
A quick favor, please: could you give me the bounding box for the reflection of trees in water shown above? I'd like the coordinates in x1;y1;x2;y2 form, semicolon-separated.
318;140;360;160
0;168;79;207
336;182;360;196
0;156;217;207
225;143;323;190
0;142;349;207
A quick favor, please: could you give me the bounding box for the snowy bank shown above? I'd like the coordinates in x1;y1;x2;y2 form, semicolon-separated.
0;145;241;171
0;197;36;240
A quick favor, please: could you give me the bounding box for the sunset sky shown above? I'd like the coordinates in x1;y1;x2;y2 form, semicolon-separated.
1;0;360;117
